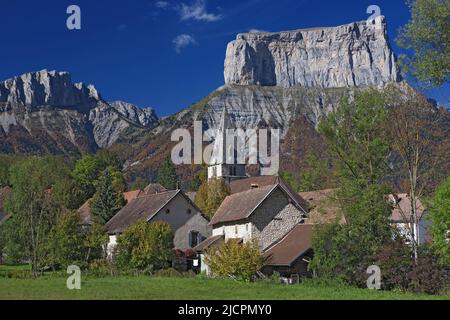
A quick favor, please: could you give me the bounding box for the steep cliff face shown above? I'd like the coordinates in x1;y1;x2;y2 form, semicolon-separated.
224;16;400;88
0;69;99;113
0;70;159;153
115;18;408;185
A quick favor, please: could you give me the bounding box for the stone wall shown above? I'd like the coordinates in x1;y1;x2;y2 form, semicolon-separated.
250;188;304;250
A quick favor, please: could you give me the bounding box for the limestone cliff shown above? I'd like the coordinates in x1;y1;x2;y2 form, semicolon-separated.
224;16;400;88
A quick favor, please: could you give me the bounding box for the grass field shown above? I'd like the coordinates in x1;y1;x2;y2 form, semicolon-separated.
0;265;448;300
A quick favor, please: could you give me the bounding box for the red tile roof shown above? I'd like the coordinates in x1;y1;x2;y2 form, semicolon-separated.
123;190;143;203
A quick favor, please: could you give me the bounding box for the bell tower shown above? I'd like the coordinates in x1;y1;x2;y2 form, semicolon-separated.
208;106;247;184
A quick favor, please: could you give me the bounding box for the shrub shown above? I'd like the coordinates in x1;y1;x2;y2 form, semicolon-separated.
376;240;415;291
376;241;445;295
204;240;264;282
114;220;174;271
46;213;85;270
407;247;445;295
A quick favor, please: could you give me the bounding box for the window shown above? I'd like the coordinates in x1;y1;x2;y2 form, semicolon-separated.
189;231;200;248
165;208;170;214
187;208;192;214
235;225;238;235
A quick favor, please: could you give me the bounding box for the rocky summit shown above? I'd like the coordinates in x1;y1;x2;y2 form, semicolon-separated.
224;16;400;88
114;17;408;184
0;70;159;154
1;17;406;182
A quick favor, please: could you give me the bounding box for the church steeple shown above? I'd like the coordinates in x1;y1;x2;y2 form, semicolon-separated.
207;106;247;184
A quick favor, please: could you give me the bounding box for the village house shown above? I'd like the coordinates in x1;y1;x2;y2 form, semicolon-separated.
195;176;312;277
300;189;431;245
77;183;170;226
105;188;211;257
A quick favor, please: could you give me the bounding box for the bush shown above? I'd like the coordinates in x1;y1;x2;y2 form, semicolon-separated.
114;220;174;271
376;241;445;295
204;240;264;282
407;248;445;295
46;213;85;270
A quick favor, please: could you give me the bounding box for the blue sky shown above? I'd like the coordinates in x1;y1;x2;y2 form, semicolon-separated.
1;0;448;116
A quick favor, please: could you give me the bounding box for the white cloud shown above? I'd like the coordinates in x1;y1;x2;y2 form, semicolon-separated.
173;34;197;53
178;0;222;22
248;29;267;33
155;1;170;9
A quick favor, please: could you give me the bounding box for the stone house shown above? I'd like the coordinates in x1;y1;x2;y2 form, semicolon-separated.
195;176;312;277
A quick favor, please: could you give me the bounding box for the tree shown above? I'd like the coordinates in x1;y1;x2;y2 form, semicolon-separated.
90;168;125;224
430;175;450;267
397;0;450;87
190;165;207;191
279;171;300;192
5;157;67;276
46;213;84;270
83;223;109;263
311;90;396;285
298;152;331;192
114;220;174;271
157;157;178;190
386;88;450;260
204;240;264;282
72;151;122;204
195;178;230;220
310;185;394;285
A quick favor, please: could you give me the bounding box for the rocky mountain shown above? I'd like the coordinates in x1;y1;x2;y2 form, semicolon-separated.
0;70;159;154
112;17;404;184
224;16;400;88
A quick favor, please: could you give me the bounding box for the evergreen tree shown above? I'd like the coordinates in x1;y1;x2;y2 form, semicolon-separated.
157;157;178;190
90;169;125;224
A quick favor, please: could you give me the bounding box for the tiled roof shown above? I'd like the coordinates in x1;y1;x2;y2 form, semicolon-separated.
230;176;278;194
263;224;313;266
299;189;346;225
77;199;93;225
210;176;309;226
105;190;179;234
210;185;276;225
193;235;224;252
390;194;426;222
143;183;168;195
123;190;143;203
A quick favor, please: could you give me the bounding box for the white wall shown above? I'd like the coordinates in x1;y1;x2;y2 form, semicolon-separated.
107;235;117;259
212;222;252;243
395;219;429;245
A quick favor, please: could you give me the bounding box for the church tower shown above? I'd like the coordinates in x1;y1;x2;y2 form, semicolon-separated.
208;106;247;184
